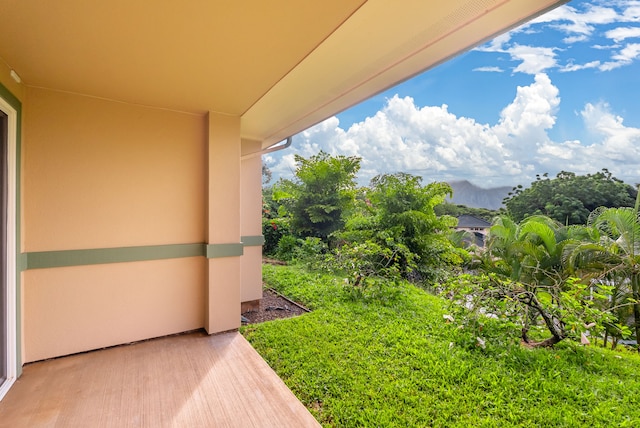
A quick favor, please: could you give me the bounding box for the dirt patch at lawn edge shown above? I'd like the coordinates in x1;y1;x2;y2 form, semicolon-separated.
241;287;310;324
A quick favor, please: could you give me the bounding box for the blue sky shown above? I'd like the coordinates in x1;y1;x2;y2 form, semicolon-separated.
265;0;640;189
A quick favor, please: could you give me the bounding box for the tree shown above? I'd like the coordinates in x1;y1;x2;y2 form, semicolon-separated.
564;228;634;349
370;174;453;250
262;163;272;186
273;151;360;242
504;169;637;224
335;173;463;282
434;202;499;222
453;214;613;348
564;195;640;352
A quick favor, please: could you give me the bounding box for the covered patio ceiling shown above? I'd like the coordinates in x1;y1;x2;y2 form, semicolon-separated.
0;0;567;148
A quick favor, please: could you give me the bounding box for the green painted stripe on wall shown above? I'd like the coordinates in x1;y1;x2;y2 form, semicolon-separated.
25;243;206;270
206;243;244;258
17;253;27;272
22;239;261;270
241;235;265;246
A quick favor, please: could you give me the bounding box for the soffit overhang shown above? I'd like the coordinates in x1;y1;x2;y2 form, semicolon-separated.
0;0;567;148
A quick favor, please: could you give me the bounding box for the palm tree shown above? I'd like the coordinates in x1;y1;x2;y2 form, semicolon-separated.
484;215;523;281
482;215;575;346
563;230;633;349
474;213;620;348
566;203;640;351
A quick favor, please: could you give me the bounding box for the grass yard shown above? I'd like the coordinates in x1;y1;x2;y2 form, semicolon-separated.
241;264;640;427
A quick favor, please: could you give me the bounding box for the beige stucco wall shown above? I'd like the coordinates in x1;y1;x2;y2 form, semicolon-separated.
206;113;242;333
241;246;263;303
240;140;263;303
240;140;263;235
20;88;210;361
23;257;205;362
3;80;265;363
23;87;207;251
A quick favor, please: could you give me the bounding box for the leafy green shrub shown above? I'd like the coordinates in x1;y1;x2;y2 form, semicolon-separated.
441;273;614;348
271;235;329;264
262;217;290;255
307;239;412;303
326;240;405;282
294;237;328;269
333;173;466;284
272;151;360;242
275;234;299;261
296;236;327;257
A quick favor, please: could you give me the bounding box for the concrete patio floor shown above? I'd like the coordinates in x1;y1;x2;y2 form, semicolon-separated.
0;330;320;427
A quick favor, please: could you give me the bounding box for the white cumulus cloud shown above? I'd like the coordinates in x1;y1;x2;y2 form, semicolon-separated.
265;2;640;190
474;1;640;74
265;73;640;189
559;60;601;72
509;45;558;74
620;1;640;22
605;26;640;42
600;42;640;70
534;4;619;35
473;66;504;73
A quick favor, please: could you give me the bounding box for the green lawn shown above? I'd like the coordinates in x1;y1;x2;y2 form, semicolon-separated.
241;264;640;427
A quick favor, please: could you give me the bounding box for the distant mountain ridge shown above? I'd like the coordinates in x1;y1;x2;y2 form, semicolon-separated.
446;180;511;210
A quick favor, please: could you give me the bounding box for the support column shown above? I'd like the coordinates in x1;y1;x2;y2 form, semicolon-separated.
240;139;264;311
205;113;242;334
